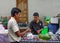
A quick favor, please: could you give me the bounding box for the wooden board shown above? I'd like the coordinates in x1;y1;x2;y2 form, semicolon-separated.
16;0;28;23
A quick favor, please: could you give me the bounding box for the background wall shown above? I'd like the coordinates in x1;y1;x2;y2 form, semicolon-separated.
28;0;60;22
0;0;60;22
0;0;16;16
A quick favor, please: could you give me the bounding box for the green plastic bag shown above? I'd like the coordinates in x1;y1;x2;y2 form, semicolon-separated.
39;33;51;40
41;27;48;34
38;27;51;40
44;16;51;26
45;16;51;21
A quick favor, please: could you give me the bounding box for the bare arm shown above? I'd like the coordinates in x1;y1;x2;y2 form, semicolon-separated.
37;29;42;34
15;28;31;37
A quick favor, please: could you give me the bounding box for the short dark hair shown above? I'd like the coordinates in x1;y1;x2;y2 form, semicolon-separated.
33;12;39;17
11;7;21;17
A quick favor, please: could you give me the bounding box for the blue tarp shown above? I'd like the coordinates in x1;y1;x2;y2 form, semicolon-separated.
48;24;59;34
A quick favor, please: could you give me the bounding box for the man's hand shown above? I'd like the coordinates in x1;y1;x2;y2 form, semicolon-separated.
37;29;42;34
15;28;31;37
20;28;31;37
15;31;24;37
26;28;31;32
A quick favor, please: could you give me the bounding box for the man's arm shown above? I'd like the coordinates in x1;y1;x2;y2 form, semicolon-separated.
15;31;23;37
36;21;43;34
12;21;31;37
37;29;42;34
15;28;31;37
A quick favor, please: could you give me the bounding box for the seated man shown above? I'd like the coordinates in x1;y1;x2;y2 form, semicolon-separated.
29;12;43;35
